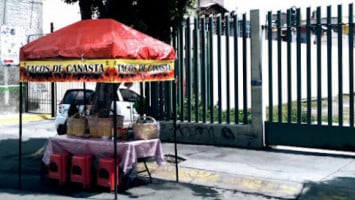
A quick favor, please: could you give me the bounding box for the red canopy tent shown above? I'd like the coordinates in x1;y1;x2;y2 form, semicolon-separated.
19;19;179;198
20;18;175;83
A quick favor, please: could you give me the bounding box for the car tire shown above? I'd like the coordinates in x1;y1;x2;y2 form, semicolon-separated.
57;123;67;135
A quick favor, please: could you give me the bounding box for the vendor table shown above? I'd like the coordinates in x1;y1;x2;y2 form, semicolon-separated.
42;135;165;174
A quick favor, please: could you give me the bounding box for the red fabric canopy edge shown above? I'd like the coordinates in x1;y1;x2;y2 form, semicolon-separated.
20;19;176;61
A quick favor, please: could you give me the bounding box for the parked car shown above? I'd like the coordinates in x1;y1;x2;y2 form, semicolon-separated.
54;88;140;135
119;87;152;115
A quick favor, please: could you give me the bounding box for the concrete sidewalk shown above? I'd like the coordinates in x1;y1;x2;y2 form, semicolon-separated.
1;113;355;199
157;143;355;199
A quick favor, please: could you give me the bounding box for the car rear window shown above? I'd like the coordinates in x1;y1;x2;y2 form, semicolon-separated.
119;88;139;102
62;90;94;105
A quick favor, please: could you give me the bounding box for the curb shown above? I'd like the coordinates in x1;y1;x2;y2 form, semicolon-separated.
138;162;302;199
0;114;52;125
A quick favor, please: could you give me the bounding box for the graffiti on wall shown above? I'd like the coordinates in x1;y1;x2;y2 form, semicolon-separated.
160;122;258;147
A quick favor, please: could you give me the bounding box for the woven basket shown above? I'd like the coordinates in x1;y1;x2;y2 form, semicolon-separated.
87;115;124;138
67;113;87;136
87;116;112;138
132;115;159;140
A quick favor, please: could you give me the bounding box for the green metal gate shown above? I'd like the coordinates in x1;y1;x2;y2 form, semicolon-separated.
265;4;355;151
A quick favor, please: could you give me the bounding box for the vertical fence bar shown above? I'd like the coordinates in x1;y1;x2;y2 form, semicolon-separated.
142;83;147;114
185;17;192;122
338;5;343;126
234;13;240;124
225;14;231;123
145;82;150;116
277;11;282;122
306;7;312;124
286;9;292;123
242;13;248;124
159;83;164;118
349;3;354;127
327;6;333;126
316;7;322;125
25;83;29;112
209;15;215;123
168;81;172;120
268;12;273;122
193;17;199;122
151;83;155;116
201;17;207;123
296;8;302;124
178;24;184;121
166;33;175;120
139;82;144;114
51;83;55;117
217;15;222;123
151;82;158;117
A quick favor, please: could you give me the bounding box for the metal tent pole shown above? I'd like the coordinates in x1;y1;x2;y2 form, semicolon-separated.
19;82;23;188
112;87;118;200
173;79;179;182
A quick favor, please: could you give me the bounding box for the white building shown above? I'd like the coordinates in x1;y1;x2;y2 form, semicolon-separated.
0;0;42;65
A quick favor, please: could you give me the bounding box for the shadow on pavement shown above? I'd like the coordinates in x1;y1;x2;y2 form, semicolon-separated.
0;137;224;200
300;177;355;200
0;137;48;175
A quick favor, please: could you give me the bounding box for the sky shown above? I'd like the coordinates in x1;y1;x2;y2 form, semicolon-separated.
42;1;80;33
42;0;355;33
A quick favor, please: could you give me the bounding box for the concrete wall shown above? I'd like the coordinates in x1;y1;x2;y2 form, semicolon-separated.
160;122;260;148
0;0;43;36
0;0;42;114
0;66;21;113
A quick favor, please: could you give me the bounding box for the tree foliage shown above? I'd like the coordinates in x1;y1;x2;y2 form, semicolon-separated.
63;0;195;42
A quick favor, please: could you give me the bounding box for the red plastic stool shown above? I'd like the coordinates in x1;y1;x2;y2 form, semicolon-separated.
48;152;69;185
97;158;120;191
70;154;92;189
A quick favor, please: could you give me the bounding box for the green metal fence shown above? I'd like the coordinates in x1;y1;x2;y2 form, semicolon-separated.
266;4;354;126
265;3;355;151
171;13;250;125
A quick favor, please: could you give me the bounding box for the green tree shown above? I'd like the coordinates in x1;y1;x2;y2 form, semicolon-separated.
62;0;194;116
64;0;194;42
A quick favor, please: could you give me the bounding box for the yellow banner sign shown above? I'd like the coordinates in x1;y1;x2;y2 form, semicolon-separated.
20;59;175;83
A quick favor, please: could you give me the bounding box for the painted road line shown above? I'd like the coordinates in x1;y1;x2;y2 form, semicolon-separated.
0;114;52;125
140;162;302;199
